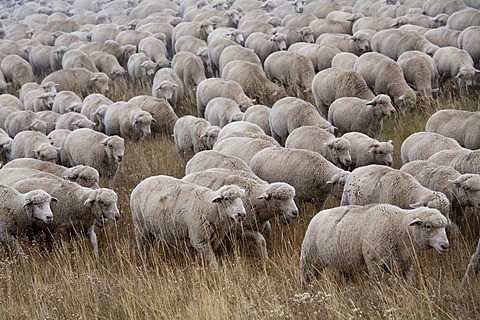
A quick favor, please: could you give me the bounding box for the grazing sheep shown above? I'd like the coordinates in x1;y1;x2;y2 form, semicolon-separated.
428;149;480;175
80;93;113;133
171;51;207;96
250;147;350;212
401;131;463;164
151;68;184;110
4;110;47;138
54;112;96;131
353;52;417;109
127;95;178;136
0;128;13;162
35;111;60;135
173;115;220;160
308;18;355;39
312;68;375;118
0;54;34;91
130;175;246;269
300;204;449;284
342;132;394;169
213;136;278;165
185;150;254;175
52;91;83;114
63;128;124;189
216;121;269;142
175;35;207;56
371;29;439;60
207;38;240;77
244;32;287;65
138;34;170;68
446;8;480;31
457;26;480;68
242;105;272;136
89;50;126;80
424;27;461;48
270;96;334;145
127;53;159;81
204;97;244;128
285;126;352;169
62;49;99;73
397;51;438;98
41;68;110;98
0;184;55;263
12;177;119;258
103;101;155;141
196;78;255;117
218;45;262;77
9;130;58;163
341;165;451;219
73;41;137;70
183;168;298;256
23;90;56;112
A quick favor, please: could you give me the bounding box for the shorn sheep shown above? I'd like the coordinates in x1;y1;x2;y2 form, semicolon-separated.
300;204;449;284
130;175;246;269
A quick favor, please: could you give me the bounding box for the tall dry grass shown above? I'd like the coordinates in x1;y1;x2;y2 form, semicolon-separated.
1;84;480;319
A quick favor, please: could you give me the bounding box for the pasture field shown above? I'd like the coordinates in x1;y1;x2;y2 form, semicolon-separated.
1;81;479;320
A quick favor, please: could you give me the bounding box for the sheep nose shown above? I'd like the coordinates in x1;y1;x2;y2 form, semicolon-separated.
441;243;450;252
117;155;123;161
344;159;351;166
292;210;299;218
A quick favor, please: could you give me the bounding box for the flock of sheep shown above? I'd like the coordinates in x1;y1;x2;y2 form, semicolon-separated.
0;0;479;288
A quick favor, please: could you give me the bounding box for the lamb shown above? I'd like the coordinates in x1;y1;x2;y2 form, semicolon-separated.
63;128;124;189
89;50;126;80
151;67;184;110
54;112;96;131
341;165;451;219
401;131;463;164
242;105;272;136
171;51;207;96
80;93;113;133
249;147;350;212
52;91;83;114
182;168;298;256
185;150;254;175
270;96;335;145
428;149;480;175
204;97;244;128
127;53;159;81
446;8;480;31
457;26;480;68
61;49;99;73
173;115;220;160
213;136;278;165
397;51;438;98
342;132;394;169
41;68;110;98
130;175;246;269
195;78;255;117
0;184;55;263
0;54;34;91
244;32;287;65
354;52;416;109
433;46;480;95
285;126;352;169
103;101;155;141
4;110;47;138
9;130;58;163
12;177;119;258
300;204;449;284
312;68;375;118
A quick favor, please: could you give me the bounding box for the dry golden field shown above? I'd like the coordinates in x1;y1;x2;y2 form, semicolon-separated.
1;80;479;320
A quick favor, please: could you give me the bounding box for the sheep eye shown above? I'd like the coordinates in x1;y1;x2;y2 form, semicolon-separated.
424;223;432;230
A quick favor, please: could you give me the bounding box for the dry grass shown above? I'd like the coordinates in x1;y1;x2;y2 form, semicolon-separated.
1;88;480;320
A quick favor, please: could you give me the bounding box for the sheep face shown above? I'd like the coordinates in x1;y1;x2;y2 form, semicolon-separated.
300;27;314;44
65;166;100;189
271;33;287;51
39;92;56;109
231;30;244;45
327;171;350;199
154;81;178;101
293;0;306;13
455;67;480;92
369;94;396;117
34;143;58;163
199;126;220;151
90;73;110;93
410;192;451;219
213;185;246;222
84;188;120;227
326;138;351;169
406;208;449;254
23;190;56;223
133;111;155;138
450;174;480;209
368;140;394;167
259;182;298;224
30;119;48;135
71;119;95;130
102;136;125;163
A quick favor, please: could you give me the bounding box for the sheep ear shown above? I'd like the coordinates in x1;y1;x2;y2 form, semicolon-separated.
257;193;271;200
409;218;423;226
388;140;393;145
151;118;157;123
23;199;31;207
409;202;423;209
211;194;223;203
84;196;96;207
51;197;58;203
100;138;109;145
365;99;376;105
398;95;405;101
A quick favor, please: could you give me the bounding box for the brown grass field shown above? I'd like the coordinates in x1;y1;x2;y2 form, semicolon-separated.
1;80;479;319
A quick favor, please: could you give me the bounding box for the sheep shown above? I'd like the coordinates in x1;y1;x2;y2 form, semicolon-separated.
0;128;13;162
115;29;153;49
282;12;318;29
285;126;352;169
151;68;184;110
23;90;56;112
206;38;240;78
308;18;355;39
462;238;480;286
341;165;451;219
0;184;55;263
54;112;96;131
250;147;351;211
196;78;255;117
138;34;170;68
173;115;220;160
433;47;480;95
293;43;343;73
446;8;480;31
312;68;375;118
47;128;71;167
204;97;244;128
80;93;113;133
353;52;417;109
175;35;208;55
424;27;461;48
238;17;277;39
216;121;268;142
12;177;119;258
172;19;215;45
218;45;262;77
33;111;59;135
89;24;125;43
428;149;480;175
9;130;58;163
130;175;246;269
269;96;334;145
0;94;23;110
213;136;278;165
222;60;287;106
4;110;47;138
41;68;110;98
127;53;159;81
342;132;394;169
401;131;463;164
185;150;254;175
127;95;178;137
183;168;298;256
63;128;124;189
89;50;126;80
61;49;99;73
0;54;34;91
207;27;245;44
457;26;480;68
300;204;449;284
397;51;438;99
244;32;287;65
316;30;372;56
422;0;467;16
52;91;83;114
242;105;272;136
274;26;314;48
171;51;208;97
27;45;61;76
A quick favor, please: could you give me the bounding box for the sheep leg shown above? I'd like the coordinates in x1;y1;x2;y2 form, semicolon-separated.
241;229;268;257
194;241;219;271
134;227;148;264
0;233;27;264
299;254;324;285
87;224;99;258
461;238;480;286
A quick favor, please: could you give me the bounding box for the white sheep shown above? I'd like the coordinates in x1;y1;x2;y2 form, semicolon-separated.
213;136;278;165
138;34;170;68
171;51;207;96
424;27;461;48
341;165;451;219
0;128;13;162
0;54;34;91
207;38;240;78
300;204;449;284
275;26;315;48
0;93;23;110
428;149;480;175
54;112;96;131
12;177;119;258
151;67;184;110
250;147;350;212
316;31;370;56
215;121;272;142
62;49;99;73
172;19;215;45
185;150;254;175
446;8;480;31
312;67;375;118
4;110;47;138
425;109;480;150
401;131;463;164
371;29;439;60
285;126;352;169
0;184;56;263
52;90;83;114
244;32;287;65
72;41;137;70
63;128;124;189
130;175;246;269
47;128;71;167
204;97;244;128
126;53;159;81
269;96;334;145
183;168;298;256
80;93;113;133
218;45;262;77
331;52;358;71
328;95;396;138
9;130;58;163
36;111;61;135
241;105;272;136
23;90;56;113
89;50;126;80
308;18;355;39
173;115;220;160
41;68;110;98
397;51;438;98
457;26;480;68
103;101;155;141
342;132;394;169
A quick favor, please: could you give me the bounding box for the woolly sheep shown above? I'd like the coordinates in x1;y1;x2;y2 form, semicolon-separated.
80;93;113;133
172;19;215;45
285;126;352;169
62;49;99;73
204;97;243;128
342;132;394;169
0;184;55;262
4;110;47;138
275;26;315;48
185;150;254;175
270;96;334;145
115;29;153;49
47;129;71;167
446;8;480;31
0;128;12;162
183;168;298;256
138;35;170;68
0;168;66;188
238;17;277;39
353;52;417;109
216;121;268;142
52;90;83;114
12;177;119;258
244;32;287;65
397;51;438;98
130;175;246;269
424;27;461;48
300;204;449;284
293;43;342;74
422;0;467;16
63;128;124;189
23;90;56;112
103;101;155;141
173;115;220;160
127;53;159;81
0;94;23;110
218;45;262;77
316;31;370;56
171;51;207;96
89;50;126;80
242;105;272;136
54;112;96;131
213;136;278;165
175;35;208;55
206;27;245;44
401;131;463;164
41;68;110;98
428;149;480;175
308;18;355;39
282;12;318;29
457;26;480;68
312;68;375;118
27;45;62;76
250;147;350;212
73;41;137;70
151;68;184;110
0;54;34;91
35;111;59;135
341;165;451;219
207;38;240;77
10;130;58;163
